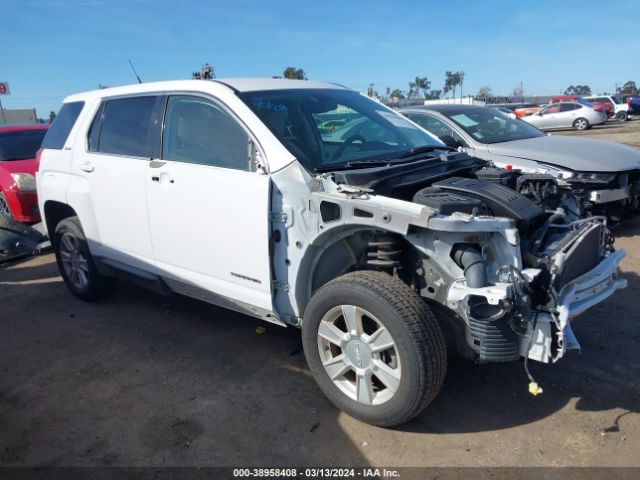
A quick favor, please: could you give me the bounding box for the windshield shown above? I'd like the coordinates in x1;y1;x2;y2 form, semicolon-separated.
0;129;47;161
612;96;624;105
238;89;444;171
442;107;545;144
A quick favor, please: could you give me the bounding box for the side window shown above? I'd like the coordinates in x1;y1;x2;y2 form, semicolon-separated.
543;105;561;114
407;113;468;147
559;103;578;112
87;102;105;152
407;113;450;137
42;101;84;150
97;96;158;157
162;95;250;171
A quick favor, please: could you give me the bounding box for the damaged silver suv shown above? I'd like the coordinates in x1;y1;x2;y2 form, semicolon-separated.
37;79;627;427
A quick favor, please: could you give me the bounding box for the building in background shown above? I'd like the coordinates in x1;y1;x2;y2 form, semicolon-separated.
0;108;37;125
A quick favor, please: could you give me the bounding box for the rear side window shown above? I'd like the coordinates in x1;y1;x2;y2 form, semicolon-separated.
42;101;84;150
93;96;158;157
0;130;48;161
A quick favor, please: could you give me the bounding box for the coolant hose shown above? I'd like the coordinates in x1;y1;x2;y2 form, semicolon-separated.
452;244;488;288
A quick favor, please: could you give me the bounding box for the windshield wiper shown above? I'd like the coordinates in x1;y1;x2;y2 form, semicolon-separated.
388;144;457;160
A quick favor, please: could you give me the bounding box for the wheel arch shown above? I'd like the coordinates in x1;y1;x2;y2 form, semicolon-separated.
43;200;77;242
293;225;421;317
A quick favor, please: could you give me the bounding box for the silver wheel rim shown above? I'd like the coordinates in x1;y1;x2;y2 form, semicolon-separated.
59;232;90;290
0;195;9;216
317;305;401;406
576;119;587;130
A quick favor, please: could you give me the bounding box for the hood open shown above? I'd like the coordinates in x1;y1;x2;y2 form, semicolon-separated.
487;135;640;173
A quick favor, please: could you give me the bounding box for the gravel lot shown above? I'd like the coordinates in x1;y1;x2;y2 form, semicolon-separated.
1;119;639;468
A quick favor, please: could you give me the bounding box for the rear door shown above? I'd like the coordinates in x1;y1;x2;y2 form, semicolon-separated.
146;94;273;312
558;103;580;127
73;95;162;270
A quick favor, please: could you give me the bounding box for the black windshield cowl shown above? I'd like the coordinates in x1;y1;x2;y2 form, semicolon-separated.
388;144;457;159
330;151;484;200
314;147;457;173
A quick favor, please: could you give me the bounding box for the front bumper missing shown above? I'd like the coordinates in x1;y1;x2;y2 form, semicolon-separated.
523;249;627;363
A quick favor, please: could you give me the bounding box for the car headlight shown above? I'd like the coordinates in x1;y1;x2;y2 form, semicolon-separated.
572;172;617;183
10;173;37;192
556;170;575;179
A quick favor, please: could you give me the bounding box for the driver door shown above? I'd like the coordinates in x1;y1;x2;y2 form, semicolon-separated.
146;94;273;312
536;105;561;128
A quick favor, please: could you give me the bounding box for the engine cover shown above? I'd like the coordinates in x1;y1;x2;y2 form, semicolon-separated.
429;177;544;232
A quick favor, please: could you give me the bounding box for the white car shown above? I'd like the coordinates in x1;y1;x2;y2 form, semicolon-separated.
37;79;626;426
585;95;630;121
523;101;607;131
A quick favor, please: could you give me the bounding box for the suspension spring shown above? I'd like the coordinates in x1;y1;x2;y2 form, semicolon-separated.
366;234;401;269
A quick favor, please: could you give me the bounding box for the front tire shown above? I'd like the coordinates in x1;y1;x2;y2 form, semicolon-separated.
302;271;447;427
573;117;589;130
54;216;110;301
616;111;628;121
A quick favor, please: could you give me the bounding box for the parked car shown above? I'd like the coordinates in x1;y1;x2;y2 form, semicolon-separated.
400;104;640;221
0;124;48;222
585;95;630;121
628;96;640;117
38;80;626;427
550;95;610;118
512;104;543;118
493;106;517;119
522;101;606;131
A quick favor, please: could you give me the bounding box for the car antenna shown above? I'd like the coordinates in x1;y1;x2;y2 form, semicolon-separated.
128;59;143;84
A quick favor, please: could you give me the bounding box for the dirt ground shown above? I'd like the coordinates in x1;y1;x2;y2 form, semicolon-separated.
1;120;639;468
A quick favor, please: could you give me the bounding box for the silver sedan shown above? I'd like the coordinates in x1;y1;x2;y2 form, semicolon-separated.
523;101;606;131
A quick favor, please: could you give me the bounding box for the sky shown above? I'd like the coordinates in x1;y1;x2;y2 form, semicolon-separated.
1;0;639;117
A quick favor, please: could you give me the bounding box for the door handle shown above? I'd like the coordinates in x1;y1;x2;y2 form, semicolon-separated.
79;162;95;173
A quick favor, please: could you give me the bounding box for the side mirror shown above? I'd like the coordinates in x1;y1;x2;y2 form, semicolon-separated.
439;135;460;148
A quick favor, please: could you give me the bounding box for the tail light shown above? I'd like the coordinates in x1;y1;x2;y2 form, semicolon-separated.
35;148;43;171
594;107;603;112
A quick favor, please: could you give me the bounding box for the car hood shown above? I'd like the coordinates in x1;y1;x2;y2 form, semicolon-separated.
487;135;640;172
0;158;38;176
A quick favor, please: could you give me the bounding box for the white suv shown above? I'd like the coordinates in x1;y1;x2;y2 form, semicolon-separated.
585;95;630;121
37;79;626;426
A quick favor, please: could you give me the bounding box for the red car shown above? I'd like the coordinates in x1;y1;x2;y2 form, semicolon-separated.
0;124;49;223
550;95;611;117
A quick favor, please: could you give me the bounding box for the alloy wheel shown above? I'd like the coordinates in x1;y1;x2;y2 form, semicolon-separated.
59;232;90;290
317;305;401;406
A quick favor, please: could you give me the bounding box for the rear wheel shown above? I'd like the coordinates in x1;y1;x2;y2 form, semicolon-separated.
0;192;11;218
573;118;589;130
302;271;447;427
54;217;111;301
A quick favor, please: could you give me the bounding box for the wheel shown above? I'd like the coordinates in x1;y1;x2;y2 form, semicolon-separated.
616;111;628;121
54;216;111;301
0;191;11;218
302;270;447;427
573;118;589;130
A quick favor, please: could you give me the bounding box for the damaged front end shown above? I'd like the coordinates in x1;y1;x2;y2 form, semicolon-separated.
408;178;627;365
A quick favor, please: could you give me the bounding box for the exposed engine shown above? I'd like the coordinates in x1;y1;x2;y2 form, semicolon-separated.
412;175;616;363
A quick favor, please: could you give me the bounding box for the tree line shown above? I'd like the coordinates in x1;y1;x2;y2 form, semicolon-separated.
192;63;639;101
